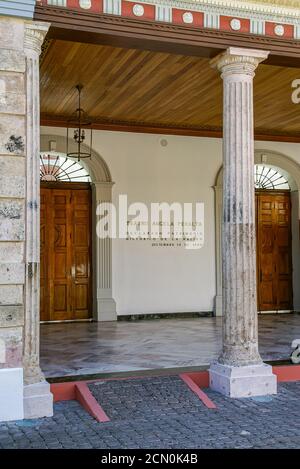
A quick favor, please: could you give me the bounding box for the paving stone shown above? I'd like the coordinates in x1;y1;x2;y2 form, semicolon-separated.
1;378;300;448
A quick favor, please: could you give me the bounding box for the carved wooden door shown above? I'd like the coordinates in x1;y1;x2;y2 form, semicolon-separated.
256;191;293;311
40;183;92;321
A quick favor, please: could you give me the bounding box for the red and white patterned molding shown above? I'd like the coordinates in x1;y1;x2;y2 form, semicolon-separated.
37;0;300;40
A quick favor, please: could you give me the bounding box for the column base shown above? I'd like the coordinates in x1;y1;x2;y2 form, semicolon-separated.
95;298;117;322
209;362;277;398
23;380;53;419
0;368;24;422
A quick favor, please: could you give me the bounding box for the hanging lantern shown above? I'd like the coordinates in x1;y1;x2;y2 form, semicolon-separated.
66;84;93;161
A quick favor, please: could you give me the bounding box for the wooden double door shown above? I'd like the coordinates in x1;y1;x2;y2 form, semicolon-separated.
40;183;92;322
256;190;293;312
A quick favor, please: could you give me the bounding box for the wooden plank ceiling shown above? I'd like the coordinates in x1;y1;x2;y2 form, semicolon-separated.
40;39;300;139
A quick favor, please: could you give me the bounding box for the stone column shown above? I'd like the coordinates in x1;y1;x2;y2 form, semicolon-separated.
92;182;117;321
209;47;277;398
23;21;53;418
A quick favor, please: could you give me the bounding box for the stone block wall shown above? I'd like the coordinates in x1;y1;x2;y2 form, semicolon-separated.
0;15;52;422
0;18;26;419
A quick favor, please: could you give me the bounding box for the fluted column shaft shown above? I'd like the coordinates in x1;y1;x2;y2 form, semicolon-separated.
212;48;269;366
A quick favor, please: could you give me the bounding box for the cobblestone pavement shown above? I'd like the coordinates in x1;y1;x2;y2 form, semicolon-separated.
1;376;300;449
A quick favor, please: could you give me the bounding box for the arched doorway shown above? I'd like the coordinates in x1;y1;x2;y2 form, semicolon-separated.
40;135;117;322
40;154;92;321
255;165;292;311
214;149;300;316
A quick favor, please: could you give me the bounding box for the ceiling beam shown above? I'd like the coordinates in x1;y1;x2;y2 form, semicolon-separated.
40;117;300;144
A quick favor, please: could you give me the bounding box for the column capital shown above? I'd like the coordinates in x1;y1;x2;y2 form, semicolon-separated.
24;21;50;56
211;47;269;78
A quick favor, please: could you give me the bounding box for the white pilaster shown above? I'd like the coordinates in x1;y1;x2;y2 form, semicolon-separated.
23;21;53;418
209;47;277;398
93;182;117;322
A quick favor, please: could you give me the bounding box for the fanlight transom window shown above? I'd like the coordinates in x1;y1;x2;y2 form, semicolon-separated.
254;165;290;190
40;153;91;182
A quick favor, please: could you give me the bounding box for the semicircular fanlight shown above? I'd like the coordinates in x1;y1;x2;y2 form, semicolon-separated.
254;165;290;190
40;153;91;182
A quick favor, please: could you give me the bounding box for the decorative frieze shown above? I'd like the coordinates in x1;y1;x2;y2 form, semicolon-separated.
103;0;121;15
40;0;300;39
204;11;220;29
250;18;265;35
155;4;172;22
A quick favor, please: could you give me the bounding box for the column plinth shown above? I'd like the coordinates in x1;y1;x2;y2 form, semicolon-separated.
209;47;277;398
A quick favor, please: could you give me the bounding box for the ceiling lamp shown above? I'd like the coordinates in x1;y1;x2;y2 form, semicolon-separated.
66;84;93;161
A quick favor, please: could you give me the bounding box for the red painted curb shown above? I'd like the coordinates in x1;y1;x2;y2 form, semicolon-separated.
51;382;76;402
50;381;110;422
75;382;110;423
50;365;300;421
183;370;209;388
273;364;300;382
180;373;217;409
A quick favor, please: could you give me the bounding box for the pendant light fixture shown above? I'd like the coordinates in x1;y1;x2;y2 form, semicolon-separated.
66;84;93;161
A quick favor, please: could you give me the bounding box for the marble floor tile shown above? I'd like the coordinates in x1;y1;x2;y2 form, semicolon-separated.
40;314;300;378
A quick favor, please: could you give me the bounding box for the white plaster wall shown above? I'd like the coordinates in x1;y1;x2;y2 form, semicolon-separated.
41;128;300;315
41;127;221;315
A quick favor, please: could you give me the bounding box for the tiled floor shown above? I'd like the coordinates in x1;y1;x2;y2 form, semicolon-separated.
40;313;300;378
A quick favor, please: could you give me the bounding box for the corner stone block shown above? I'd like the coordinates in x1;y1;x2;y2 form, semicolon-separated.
0;285;23;305
0;50;25;74
0;200;25;241
0;18;25;51
0;175;25;199
0;115;25;156
0;263;25;284
0;306;24;328
0;74;25;115
0;327;23;368
0;242;24;263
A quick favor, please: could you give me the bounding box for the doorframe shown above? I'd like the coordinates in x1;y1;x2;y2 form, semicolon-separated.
40;134;117;322
255;188;293;312
214;149;300;316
